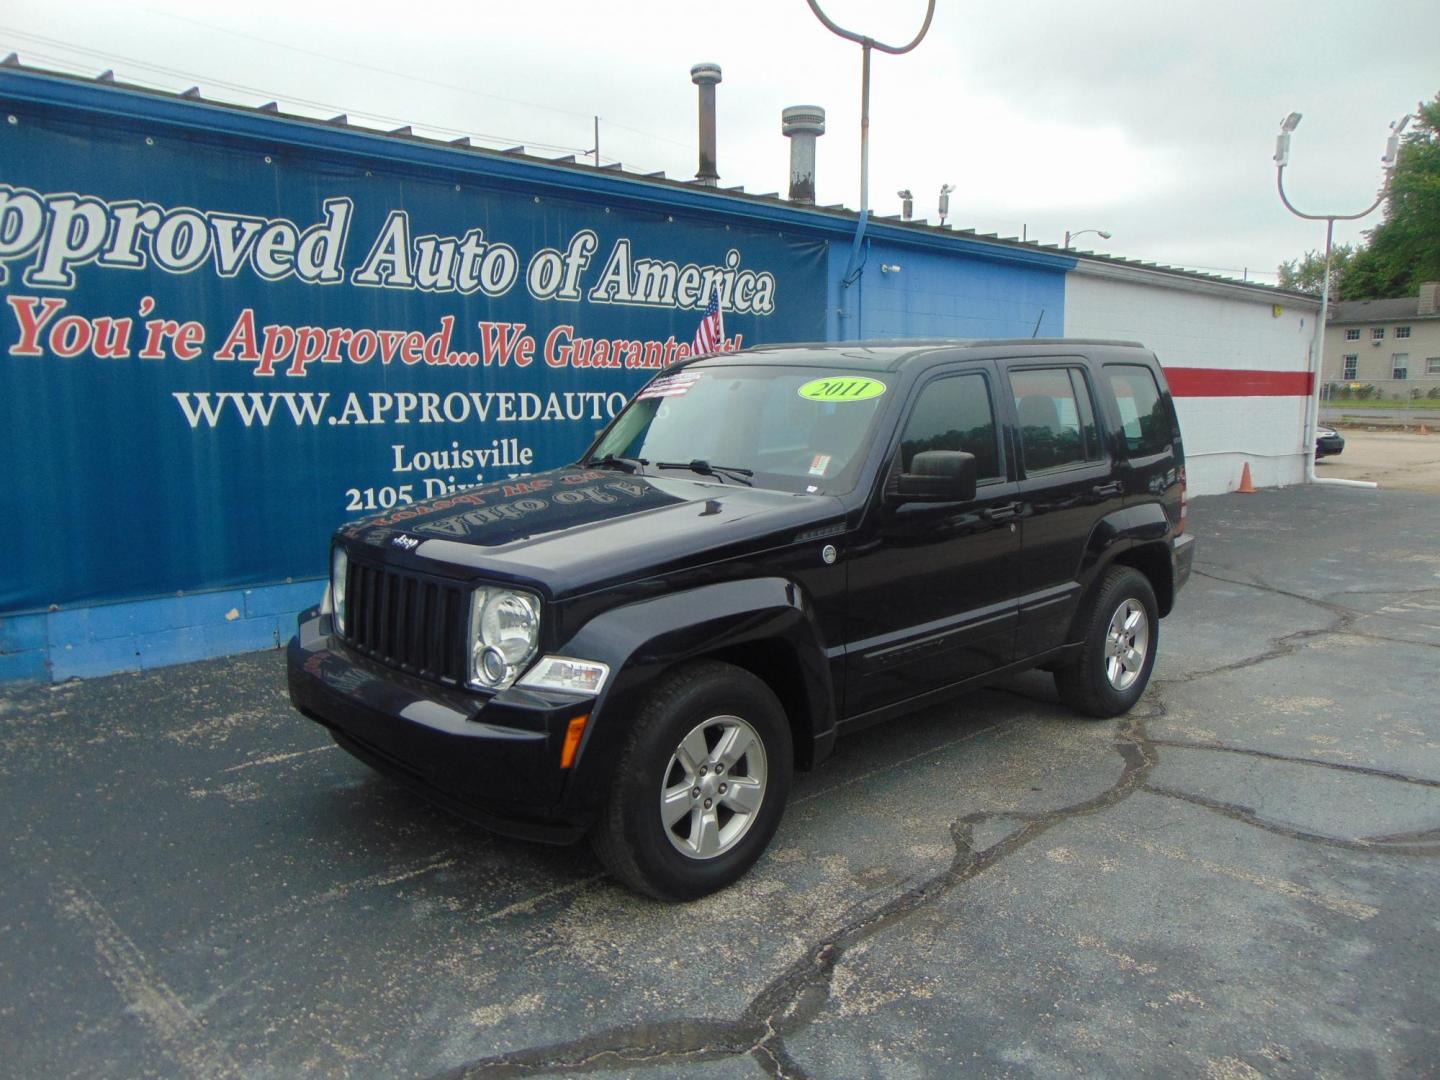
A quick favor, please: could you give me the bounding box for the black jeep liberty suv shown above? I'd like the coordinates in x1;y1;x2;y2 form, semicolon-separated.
288;340;1194;899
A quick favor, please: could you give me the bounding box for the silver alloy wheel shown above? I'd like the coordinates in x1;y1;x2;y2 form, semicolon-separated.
1104;598;1150;691
659;714;768;860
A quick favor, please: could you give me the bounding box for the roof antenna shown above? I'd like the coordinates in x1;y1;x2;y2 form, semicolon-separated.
1031;308;1045;338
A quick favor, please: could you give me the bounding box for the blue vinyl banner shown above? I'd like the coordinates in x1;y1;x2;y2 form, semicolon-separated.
0;95;827;612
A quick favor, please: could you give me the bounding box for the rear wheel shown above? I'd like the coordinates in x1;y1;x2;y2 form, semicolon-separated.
1054;567;1159;718
589;661;792;900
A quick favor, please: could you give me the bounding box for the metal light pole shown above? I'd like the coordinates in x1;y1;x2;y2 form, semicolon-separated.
804;0;935;337
1063;228;1112;249
804;0;936;217
1274;110;1411;489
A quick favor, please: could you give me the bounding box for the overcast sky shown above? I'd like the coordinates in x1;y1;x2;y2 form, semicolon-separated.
4;0;1435;284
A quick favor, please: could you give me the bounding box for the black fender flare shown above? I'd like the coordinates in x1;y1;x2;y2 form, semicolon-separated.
554;577;836;809
1070;502;1176;633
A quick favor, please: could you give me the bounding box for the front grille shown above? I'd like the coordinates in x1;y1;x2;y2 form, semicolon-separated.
342;560;469;684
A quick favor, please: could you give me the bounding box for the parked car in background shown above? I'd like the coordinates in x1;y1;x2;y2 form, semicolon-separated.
1316;425;1346;458
288;339;1194;900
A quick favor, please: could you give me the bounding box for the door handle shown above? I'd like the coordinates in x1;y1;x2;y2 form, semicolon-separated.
1092;481;1124;498
982;502;1021;522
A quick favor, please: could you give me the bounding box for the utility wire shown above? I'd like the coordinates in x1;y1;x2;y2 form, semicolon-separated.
8;11;697;155
145;8;602;124
154;6;692;151
1;28;577;148
1175;265;1281;278
587;117;696;152
1;27;648;163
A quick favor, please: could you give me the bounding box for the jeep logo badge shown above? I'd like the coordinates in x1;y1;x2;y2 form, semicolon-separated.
391;534;420;552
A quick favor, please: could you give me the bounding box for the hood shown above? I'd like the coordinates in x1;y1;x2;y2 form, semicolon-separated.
339;465;843;598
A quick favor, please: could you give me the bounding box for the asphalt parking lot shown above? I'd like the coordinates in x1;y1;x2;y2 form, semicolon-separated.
4;485;1438;1079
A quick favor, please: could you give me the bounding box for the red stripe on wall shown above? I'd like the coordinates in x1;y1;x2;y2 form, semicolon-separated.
1162;367;1313;398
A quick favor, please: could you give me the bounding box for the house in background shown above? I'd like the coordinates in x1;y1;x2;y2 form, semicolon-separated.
1323;282;1440;400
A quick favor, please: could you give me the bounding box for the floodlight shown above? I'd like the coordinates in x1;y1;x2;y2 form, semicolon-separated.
1383;114;1414;168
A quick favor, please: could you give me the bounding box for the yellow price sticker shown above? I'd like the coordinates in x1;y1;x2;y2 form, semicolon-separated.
797;376;887;403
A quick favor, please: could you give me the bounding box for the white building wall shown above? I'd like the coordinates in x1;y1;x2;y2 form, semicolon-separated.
1064;268;1320;495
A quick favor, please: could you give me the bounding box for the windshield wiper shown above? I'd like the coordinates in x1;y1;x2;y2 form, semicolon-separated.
584;453;648;473
655;460;754;485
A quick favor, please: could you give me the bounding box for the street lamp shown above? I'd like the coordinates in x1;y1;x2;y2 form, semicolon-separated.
1272;111;1303;167
805;0;936;338
804;0;936;218
1063;228;1112;249
1274;108;1412;490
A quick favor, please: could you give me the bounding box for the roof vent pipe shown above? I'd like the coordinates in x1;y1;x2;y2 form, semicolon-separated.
781;105;825;204
690;63;722;186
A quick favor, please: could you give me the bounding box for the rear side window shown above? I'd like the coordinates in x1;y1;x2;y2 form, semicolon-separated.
1106;365;1173;456
898;373;1002;480
1009;367;1100;472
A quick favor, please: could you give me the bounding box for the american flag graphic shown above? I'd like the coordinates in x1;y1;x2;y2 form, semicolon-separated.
691;286;725;354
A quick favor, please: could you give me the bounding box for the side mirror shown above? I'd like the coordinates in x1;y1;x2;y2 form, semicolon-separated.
892;450;977;504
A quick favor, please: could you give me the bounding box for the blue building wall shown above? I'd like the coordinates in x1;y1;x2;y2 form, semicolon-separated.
856;240;1065;339
0;67;1073;683
825;233;1067;342
0;581;320;683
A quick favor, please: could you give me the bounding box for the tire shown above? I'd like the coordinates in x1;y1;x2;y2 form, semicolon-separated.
1053;567;1159;719
589;661;793;901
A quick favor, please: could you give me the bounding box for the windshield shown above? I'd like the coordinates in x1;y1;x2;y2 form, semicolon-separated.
589;365;893;494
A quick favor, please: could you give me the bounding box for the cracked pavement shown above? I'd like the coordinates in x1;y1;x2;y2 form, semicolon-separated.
3;486;1438;1078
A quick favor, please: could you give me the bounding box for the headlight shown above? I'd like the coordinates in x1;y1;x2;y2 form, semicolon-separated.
331;547;349;635
468;587;540;689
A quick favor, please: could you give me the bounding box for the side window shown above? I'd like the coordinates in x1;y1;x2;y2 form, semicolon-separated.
1009;367;1097;472
897;373;1002;481
1105;364;1174;456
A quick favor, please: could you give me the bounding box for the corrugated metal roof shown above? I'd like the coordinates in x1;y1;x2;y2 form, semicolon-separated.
0;55;1316;303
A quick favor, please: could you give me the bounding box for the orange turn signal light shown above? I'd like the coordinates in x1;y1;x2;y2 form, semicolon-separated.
560;715;589;769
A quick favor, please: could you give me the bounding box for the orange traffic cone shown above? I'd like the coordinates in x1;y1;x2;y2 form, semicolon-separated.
1237;462;1257;494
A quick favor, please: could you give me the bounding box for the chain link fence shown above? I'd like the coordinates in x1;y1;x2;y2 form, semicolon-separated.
1321;380;1440;404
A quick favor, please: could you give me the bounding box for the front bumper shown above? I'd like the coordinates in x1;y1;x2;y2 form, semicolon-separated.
287;609;596;844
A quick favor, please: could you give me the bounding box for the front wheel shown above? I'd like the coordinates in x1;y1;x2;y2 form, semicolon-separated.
1054;567;1159;718
589;661;793;900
